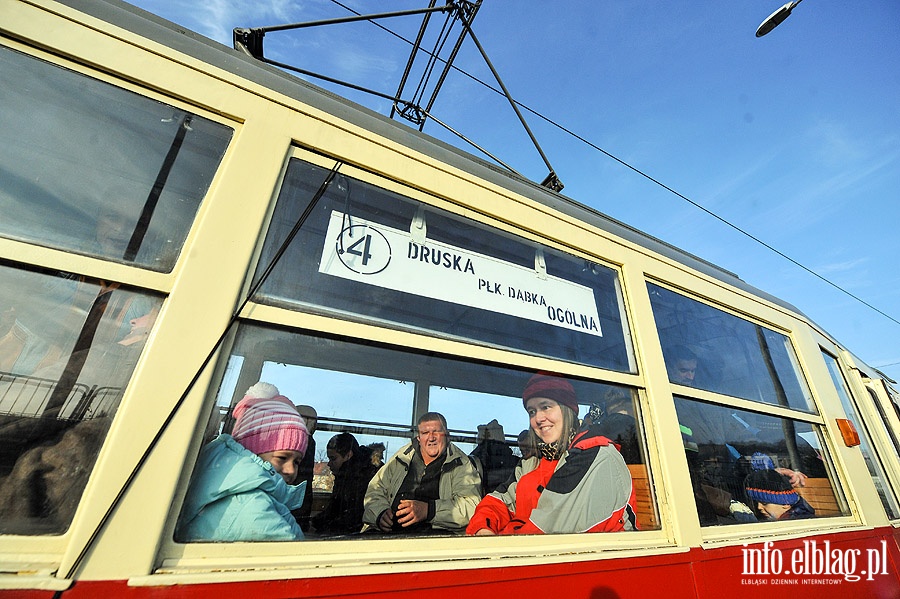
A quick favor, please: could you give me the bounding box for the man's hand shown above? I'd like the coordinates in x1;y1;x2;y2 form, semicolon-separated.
377;509;394;532
775;467;808;488
395;499;428;527
473;528;496;536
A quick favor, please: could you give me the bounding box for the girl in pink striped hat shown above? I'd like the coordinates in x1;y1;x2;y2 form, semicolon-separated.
176;382;310;542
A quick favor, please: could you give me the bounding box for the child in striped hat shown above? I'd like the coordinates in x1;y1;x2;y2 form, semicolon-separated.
231;382;309;484
744;469;816;521
176;382;310;542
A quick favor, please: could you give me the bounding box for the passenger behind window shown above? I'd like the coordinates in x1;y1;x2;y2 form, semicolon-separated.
362;412;480;535
311;432;379;535
89;201;133;259
744;468;816;521
0;269;161;535
517;429;537;460
176;382;309;542
0;199;145;376
366;442;386;468
585;389;641;464
0;273;150;381
469;419;517;496
467;373;637;535
677;397;817;526
666;344;700;387
292;404;318;533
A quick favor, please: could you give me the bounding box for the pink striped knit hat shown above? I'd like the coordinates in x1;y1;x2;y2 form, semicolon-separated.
231;382;309;457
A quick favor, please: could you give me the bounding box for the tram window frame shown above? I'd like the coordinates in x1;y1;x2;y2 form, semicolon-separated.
647;281;815;413
0;32;241;548
170;320;660;548
643;280;859;533
0;42;233;274
862;378;900;466
821;351;900;519
249;155;637;373
0;260;165;536
674;396;847;528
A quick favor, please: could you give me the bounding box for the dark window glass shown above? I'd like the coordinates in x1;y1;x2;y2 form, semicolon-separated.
868;379;900;457
252;159;634;371
0;45;232;271
648;283;814;411
675;397;843;526
0;262;163;534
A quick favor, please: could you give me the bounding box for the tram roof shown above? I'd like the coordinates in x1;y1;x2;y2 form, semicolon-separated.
60;0;805;320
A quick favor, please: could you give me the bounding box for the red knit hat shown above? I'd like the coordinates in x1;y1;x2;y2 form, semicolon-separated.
232;382;309;457
522;372;579;416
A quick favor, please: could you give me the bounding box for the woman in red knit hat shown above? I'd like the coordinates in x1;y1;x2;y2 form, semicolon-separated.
467;373;637;535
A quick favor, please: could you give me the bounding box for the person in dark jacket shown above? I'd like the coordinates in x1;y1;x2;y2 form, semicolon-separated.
744;468;816;521
292;404;318;532
312;432;379;535
517;429;537;460
470;419;517;496
587;389;641;465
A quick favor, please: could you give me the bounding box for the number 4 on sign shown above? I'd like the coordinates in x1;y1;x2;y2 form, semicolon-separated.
345;234;373;266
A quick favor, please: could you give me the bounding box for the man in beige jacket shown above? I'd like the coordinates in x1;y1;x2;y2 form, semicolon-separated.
362;412;480;534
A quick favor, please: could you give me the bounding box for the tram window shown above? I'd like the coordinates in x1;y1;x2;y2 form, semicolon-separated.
863;383;900;470
866;379;900;461
879;379;900;426
647;283;814;412
0;45;232;272
176;322;657;542
674;397;844;526
888;382;900;420
0;261;163;535
821;352;900;519
251;159;635;372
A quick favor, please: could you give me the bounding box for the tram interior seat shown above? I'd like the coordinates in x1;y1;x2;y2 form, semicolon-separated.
797;478;842;517
628;464;658;530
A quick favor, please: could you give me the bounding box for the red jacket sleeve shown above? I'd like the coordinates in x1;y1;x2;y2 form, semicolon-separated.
466;494;511;535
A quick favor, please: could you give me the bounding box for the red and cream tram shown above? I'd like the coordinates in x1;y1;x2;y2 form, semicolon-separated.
1;0;899;597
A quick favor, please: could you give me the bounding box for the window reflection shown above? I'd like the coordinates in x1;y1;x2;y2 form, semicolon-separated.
648;283;814;411
0;45;232;271
0;262;163;534
674;397;842;526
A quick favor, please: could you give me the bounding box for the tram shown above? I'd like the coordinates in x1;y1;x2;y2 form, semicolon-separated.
1;0;900;597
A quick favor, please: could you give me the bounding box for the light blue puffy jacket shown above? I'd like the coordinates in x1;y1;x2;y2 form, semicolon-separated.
176;434;306;542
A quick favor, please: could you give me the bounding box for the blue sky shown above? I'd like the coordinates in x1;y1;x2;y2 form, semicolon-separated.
127;0;900;383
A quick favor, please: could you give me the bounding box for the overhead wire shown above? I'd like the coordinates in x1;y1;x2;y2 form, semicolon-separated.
325;0;900;331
